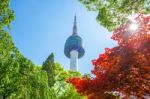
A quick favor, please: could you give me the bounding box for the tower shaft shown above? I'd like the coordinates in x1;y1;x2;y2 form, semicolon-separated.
70;50;78;71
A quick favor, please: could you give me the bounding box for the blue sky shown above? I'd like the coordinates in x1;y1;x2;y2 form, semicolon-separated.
11;0;117;74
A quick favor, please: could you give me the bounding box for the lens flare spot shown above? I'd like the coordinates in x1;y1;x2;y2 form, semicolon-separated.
128;22;138;32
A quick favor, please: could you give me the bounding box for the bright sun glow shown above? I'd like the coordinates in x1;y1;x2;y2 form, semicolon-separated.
127;14;139;33
128;22;138;32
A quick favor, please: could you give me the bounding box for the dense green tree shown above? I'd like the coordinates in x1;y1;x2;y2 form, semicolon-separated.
0;0;19;96
0;30;52;99
51;63;86;99
79;0;150;31
42;54;86;99
0;0;14;30
14;64;52;99
0;0;51;99
0;30;20;99
42;53;56;88
11;57;52;99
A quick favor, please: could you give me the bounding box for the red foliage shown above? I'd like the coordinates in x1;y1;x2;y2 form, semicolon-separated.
67;14;150;99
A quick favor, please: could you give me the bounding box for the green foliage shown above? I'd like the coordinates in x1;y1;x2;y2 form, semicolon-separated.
0;0;51;98
42;56;86;99
0;29;20;99
51;63;86;99
14;65;52;99
0;0;15;30
0;29;52;99
42;53;55;88
79;0;150;31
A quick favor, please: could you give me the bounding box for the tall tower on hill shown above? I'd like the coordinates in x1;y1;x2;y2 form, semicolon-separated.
64;16;85;71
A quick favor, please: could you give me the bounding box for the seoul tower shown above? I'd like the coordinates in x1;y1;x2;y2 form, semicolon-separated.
64;16;85;71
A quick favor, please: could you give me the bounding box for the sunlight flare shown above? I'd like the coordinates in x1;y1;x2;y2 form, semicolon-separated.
128;22;139;32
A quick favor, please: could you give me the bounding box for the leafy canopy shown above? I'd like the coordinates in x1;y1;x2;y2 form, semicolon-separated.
79;0;150;31
0;0;14;30
42;54;86;99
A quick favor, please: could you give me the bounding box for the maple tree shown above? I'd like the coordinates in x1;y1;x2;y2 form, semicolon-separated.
67;14;150;99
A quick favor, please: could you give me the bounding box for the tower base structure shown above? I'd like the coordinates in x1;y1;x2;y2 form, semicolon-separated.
70;50;78;71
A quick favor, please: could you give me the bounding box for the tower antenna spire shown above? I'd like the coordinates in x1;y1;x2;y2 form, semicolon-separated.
73;15;77;35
